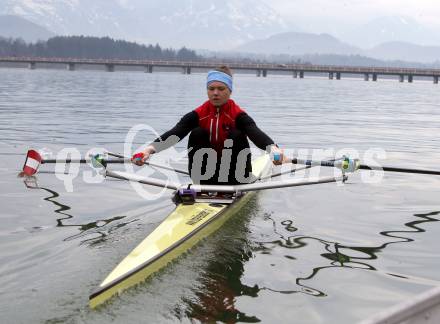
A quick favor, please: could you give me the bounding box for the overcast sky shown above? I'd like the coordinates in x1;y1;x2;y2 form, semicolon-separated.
269;0;440;27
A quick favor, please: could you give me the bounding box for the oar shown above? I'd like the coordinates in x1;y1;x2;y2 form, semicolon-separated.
21;149;128;176
288;156;440;176
21;149;190;176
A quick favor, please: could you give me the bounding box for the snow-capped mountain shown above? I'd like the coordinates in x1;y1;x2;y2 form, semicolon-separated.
0;0;292;49
3;1;438;63
0;0;130;38
130;0;291;48
0;14;55;41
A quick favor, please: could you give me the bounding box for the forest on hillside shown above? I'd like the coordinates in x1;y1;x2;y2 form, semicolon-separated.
0;36;201;61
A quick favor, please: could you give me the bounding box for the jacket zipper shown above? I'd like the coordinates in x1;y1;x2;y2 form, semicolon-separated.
209;118;213;141
215;111;219;141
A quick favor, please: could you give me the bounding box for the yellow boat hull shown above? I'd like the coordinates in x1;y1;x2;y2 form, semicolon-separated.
89;154;271;308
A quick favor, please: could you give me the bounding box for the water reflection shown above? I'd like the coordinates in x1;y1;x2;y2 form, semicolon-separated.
260;210;440;295
23;176;133;245
181;198;262;323
183;206;440;322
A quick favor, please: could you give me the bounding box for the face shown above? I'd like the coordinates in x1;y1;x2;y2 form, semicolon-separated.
207;81;231;107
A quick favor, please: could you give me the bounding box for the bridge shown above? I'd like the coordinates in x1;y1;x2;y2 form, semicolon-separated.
1;56;439;84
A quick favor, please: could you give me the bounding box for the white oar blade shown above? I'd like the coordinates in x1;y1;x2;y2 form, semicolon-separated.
22;150;42;176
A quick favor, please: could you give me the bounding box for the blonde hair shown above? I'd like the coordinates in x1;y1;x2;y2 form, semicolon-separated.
215;65;233;77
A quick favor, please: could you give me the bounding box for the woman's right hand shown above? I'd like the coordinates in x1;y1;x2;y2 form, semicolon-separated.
131;145;155;166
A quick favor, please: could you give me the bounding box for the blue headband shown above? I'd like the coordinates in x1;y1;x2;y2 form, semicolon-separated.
207;70;233;92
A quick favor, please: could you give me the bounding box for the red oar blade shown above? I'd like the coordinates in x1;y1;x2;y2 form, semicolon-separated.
22;149;42;176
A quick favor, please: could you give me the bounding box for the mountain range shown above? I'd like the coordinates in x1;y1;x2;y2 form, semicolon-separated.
0;14;54;42
235;32;361;56
1;0;439;64
341;16;440;49
0;0;293;48
234;32;440;64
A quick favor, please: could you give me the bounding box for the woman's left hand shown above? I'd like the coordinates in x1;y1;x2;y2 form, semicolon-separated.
271;146;287;165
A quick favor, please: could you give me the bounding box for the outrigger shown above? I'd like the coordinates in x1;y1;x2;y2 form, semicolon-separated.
20;149;440;309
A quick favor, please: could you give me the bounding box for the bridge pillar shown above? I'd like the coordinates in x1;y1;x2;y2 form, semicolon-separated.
372;73;378;81
434;76;439;84
336;72;341;80
364;73;369;81
105;64;115;72
28;62;36;70
299;71;304;78
408;75;413;83
66;63;75;71
144;65;153;73
329;72;334;80
262;70;267;77
182;66;191;74
256;69;261;77
293;71;298;78
399;75;404;83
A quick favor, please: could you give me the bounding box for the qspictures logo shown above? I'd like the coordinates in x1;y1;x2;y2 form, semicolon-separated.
32;124;387;199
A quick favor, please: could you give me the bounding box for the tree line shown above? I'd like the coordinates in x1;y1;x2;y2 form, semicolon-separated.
1;35;438;68
0;36;201;61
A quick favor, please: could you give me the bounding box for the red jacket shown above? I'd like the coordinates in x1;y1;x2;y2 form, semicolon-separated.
150;99;274;154
195;99;244;152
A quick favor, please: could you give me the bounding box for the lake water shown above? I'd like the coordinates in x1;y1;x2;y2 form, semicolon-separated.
0;68;439;323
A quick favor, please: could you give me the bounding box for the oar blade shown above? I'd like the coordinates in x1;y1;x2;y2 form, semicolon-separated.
22;150;42;176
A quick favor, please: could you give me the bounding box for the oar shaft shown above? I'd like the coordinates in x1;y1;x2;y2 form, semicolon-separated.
359;165;440;176
291;158;337;168
41;159;129;164
40;156;190;175
290;158;440;176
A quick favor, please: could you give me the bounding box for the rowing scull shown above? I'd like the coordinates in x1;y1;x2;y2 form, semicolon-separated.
22;149;438;308
88;154;273;308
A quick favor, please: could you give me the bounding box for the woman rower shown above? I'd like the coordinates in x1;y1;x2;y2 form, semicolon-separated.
132;65;286;184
